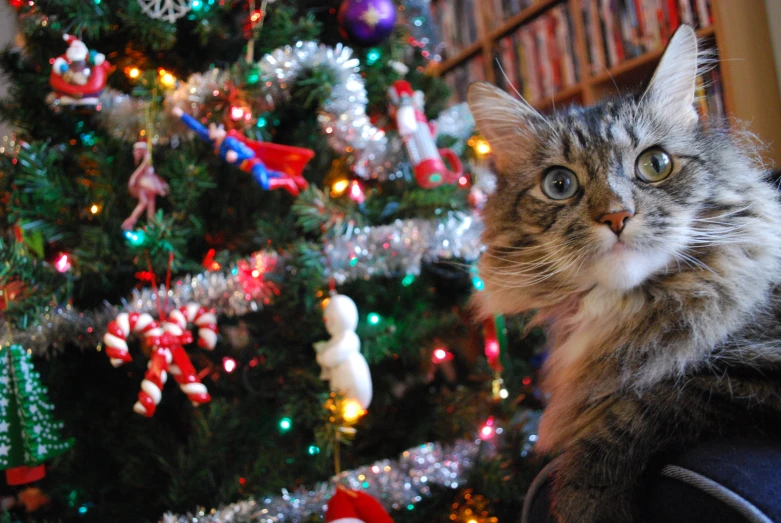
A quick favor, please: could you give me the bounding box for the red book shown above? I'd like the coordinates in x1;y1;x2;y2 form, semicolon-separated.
666;0;679;33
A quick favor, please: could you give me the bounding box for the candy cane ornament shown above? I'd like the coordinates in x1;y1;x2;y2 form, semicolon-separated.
103;303;219;417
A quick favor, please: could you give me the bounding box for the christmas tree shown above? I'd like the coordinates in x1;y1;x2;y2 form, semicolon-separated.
0;1;543;521
0;344;73;486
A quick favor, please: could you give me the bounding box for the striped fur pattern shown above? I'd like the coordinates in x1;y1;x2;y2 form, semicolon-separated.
468;26;781;522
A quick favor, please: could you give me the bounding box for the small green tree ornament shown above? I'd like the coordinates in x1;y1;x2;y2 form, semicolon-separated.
0;344;73;485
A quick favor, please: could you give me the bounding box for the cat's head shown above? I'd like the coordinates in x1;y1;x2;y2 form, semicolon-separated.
468;26;779;317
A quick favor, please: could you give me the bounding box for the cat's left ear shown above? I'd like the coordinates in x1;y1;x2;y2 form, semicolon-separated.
468;81;544;171
643;25;699;124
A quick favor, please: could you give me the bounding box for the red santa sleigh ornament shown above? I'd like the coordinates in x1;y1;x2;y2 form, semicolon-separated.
103;304;218;417
49;34;110;108
388;80;462;189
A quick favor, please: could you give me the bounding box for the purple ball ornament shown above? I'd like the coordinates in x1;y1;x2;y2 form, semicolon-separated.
338;0;397;47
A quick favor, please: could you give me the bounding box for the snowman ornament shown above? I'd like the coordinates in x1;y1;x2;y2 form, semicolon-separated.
313;294;372;409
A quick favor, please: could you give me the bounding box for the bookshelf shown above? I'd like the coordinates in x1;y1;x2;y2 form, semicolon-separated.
429;0;781;165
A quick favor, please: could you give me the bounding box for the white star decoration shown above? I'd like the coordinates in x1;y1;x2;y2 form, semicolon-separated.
0;421;9;433
34;424;42;435
0;444;9;457
360;5;385;29
0;398;8;408
30;405;37;414
0;376;8;386
37;443;47;456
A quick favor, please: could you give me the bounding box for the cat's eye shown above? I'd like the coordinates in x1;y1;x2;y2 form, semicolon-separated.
541;167;579;200
635;147;673;182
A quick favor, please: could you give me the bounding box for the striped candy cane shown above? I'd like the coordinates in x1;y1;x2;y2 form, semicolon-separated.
103;312;162;367
160;306;218;408
104;304;219;417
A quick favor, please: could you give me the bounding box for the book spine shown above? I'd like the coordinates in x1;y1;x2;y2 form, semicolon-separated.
601;0;618;67
696;0;711;27
678;0;694;25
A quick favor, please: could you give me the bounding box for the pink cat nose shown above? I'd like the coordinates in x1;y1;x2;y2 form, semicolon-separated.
599;210;634;236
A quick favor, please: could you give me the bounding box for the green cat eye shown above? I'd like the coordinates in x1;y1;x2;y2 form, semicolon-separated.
541;167;579;200
636;147;673;182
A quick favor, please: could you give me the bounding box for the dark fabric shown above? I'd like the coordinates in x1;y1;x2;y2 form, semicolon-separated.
523;438;781;523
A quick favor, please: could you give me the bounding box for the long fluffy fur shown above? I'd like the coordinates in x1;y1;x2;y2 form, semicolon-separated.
468;26;781;522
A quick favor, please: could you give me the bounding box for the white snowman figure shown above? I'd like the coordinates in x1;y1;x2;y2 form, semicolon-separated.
313;294;373;409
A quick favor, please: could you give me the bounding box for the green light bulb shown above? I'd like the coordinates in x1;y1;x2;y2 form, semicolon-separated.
279;417;292;431
368;313;381;325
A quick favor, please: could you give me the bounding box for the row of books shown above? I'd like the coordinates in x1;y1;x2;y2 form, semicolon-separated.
695;68;724;121
583;0;713;73
493;4;581;105
429;0;480;57
480;0;539;31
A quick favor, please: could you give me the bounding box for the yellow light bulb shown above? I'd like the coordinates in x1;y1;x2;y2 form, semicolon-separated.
475;139;491;155
342;400;365;422
467;520;478;523
127;67;140;79
90;204;100;214
161;73;176;87
331;179;349;196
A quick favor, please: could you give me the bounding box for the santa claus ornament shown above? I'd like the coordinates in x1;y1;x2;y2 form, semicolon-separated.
49;34;110;109
387;80;463;189
313;294;372;409
325;485;394;523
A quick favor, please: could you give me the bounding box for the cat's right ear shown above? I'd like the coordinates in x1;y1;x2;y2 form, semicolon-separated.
467;82;542;170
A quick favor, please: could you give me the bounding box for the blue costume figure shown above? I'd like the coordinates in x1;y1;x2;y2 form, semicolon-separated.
174;108;301;195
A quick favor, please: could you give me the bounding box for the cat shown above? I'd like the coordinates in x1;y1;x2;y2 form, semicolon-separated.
467;25;781;523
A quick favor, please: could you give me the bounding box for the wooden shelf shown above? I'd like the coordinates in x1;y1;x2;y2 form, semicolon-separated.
428;0;781;165
433;41;482;76
535;84;583;111
588;26;716;87
485;0;565;42
431;0;563;77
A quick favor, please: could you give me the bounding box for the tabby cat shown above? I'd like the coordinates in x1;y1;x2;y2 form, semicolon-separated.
467;26;781;522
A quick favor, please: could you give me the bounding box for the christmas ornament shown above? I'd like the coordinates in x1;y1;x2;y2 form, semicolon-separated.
48;34;110;108
172;107;313;196
325;485;394;523
103;304;218;417
137;0;191;23
338;0;397;46
0;344;73;485
314;294;372;409
482;315;508;401
388;80;463;189
122;141;170;231
235;250;280;301
101;45;475;181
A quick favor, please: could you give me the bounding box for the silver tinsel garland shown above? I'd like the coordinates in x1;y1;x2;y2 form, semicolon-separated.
0;269;272;356
96;42;475;181
1;213;482;354
326;213;483;284
162;411;542;523
162;439;480;523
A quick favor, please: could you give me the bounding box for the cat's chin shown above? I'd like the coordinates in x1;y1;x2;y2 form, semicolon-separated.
590;246;670;291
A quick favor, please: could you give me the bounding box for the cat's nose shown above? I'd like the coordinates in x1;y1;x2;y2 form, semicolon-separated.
598;210;634;236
